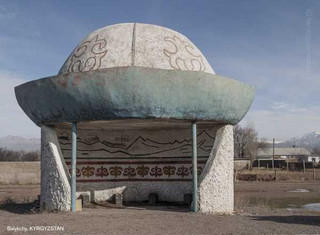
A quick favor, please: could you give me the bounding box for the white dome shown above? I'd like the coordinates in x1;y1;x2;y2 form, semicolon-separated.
59;23;215;75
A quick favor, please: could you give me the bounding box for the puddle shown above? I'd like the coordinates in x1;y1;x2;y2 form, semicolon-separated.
244;197;320;209
288;189;310;193
302;203;320;212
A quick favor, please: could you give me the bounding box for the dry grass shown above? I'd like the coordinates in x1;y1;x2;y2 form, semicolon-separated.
237;168;320;181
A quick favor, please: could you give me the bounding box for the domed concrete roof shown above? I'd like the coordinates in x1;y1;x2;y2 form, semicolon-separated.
59;23;215;75
15;23;255;127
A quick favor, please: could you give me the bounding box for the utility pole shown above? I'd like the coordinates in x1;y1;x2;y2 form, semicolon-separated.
272;138;275;170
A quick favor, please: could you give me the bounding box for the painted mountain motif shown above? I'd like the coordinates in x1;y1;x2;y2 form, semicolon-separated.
58;130;215;158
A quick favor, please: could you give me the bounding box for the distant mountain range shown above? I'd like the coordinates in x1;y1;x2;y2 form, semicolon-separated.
277;131;320;149
0;136;40;152
0;130;319;152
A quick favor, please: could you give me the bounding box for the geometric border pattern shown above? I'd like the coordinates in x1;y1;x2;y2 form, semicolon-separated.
65;160;207;182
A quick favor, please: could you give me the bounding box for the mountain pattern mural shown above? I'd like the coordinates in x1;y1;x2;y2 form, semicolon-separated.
56;128;217;182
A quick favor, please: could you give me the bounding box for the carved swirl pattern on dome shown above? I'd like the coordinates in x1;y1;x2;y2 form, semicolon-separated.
67;35;108;73
163;36;206;72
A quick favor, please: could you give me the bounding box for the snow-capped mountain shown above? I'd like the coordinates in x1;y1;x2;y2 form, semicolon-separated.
278;131;320;149
0;136;40;152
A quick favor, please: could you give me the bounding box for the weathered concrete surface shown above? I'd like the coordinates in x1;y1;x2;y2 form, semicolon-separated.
40;126;71;211
15;67;255;126
75;184;191;203
59;23;214;74
0;162;40;185
134;23;214;74
59;23;133;74
75;183;191;203
92;187;126;202
77;182;192;202
199;125;234;214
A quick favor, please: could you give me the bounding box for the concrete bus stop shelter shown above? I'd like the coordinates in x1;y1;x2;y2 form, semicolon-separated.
15;23;254;214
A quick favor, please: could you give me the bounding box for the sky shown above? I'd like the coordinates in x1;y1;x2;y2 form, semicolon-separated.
0;0;319;141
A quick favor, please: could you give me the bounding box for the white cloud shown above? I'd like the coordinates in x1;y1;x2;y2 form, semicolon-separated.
216;52;320;141
0;71;40;137
240;103;320;141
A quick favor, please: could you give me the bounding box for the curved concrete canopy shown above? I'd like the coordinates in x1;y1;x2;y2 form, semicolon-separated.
15;67;254;126
15;23;254;126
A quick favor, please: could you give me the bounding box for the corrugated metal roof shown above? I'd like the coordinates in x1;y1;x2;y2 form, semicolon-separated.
257;147;311;156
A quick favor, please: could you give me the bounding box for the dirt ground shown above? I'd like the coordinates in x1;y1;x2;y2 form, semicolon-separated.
0;182;320;234
235;181;320;208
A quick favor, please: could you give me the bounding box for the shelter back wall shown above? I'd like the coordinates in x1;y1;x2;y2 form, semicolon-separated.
55;126;218;201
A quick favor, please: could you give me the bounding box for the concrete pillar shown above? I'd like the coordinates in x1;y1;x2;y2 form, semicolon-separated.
198;125;234;214
71;122;77;213
40;126;71;211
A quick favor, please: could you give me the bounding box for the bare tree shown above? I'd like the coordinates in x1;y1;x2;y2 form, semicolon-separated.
0;148;40;161
234;124;267;169
234;125;245;158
